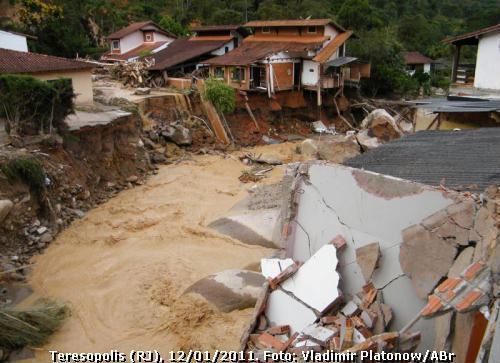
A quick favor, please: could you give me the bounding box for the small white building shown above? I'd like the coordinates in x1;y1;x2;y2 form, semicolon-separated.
0;29;36;52
445;23;500;98
403;52;435;75
101;21;177;62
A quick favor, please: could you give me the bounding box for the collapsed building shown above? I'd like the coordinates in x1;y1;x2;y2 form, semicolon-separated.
207;156;499;362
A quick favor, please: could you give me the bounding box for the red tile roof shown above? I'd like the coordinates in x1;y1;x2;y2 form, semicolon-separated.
443;23;500;45
244;19;345;32
191;25;243;32
313;31;353;63
403;51;436;65
204;41;323;66
102;41;168;61
0;48;94;74
150;38;233;70
107;21;176;40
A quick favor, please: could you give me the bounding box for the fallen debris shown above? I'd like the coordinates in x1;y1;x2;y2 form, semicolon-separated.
360;109;403;141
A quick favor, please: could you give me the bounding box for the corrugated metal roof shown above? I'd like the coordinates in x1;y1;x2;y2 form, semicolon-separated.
313;30;353;63
344;128;500;192
204;41;322;66
0;48;94;74
410;98;500;113
325;56;358;67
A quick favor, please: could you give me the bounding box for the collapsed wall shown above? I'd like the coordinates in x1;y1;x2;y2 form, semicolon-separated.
211;161;499;361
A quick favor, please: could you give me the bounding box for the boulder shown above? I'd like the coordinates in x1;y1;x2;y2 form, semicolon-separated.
361;109;403;142
0;199;13;224
355;130;380;152
317;135;360;163
161;124;192;146
184;269;266;313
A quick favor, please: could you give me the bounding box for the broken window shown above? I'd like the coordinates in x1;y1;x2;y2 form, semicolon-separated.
214;67;225;79
231;67;246;82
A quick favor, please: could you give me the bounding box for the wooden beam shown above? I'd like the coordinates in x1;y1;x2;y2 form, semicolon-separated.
451;45;461;83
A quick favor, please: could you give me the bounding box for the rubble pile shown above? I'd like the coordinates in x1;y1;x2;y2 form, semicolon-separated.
210;162;499;362
109;58;161;88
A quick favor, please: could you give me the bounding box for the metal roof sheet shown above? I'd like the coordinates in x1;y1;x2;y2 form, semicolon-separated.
325;56;358;67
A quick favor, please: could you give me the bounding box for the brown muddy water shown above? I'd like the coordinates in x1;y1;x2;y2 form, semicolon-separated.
24;143;309;361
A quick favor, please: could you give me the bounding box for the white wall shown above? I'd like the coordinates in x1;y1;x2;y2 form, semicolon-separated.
119;31;144;54
474;31;500;90
34;69;94;105
302;60;319;86
154;33;175;43
0;30;28;52
323;24;339;40
210;40;235;56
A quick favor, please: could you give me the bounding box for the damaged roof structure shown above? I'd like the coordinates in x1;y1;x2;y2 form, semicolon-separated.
210;159;499;363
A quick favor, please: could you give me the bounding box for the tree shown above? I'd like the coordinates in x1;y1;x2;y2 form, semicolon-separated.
159;15;188;36
202;77;235;114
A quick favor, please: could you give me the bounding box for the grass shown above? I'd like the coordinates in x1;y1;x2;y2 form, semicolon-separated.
1;158;45;191
0;300;67;349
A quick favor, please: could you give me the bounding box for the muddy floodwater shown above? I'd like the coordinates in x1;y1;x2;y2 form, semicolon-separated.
25;143;308;361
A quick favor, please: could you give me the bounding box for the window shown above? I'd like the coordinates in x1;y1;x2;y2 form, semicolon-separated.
307;26;316;33
262;27;271;33
111;40;120;50
144;32;153;42
231;67;246;82
214;67;225;79
225;46;229;53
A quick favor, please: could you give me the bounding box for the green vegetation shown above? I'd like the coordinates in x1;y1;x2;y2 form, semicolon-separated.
2;0;498;95
202;77;235;114
1;157;46;191
0;74;74;136
0;300;67;350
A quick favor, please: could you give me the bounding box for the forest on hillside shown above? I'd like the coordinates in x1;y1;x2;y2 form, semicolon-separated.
2;0;500;96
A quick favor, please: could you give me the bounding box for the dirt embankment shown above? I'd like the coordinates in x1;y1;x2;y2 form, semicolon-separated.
25;143;307;360
0;113;150;265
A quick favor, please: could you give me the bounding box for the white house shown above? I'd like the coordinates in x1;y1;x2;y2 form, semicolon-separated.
101;21;177;62
0;29;36;52
403;52;435;75
445;23;500;98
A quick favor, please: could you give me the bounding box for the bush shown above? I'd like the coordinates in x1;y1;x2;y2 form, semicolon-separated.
202;77;236;114
0;74;74;136
1;157;45;191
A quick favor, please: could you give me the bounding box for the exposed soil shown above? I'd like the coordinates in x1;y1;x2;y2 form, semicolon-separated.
21;143;312;361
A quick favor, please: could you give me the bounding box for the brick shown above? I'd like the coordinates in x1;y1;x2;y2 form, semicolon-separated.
362;282;377;307
268;262;300;290
321;316;341;326
421;295;444;317
444;289;456;302
462;262;486;281
330;235;347;251
257;332;287;351
267;325;290;335
330;336;341;351
436;277;462;293
456;290;484;312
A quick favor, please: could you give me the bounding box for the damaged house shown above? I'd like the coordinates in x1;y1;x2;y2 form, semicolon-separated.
203;19;370;105
149;25;249;76
101;21;177;62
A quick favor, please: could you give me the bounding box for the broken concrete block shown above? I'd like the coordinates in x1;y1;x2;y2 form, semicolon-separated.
400;224;458;298
360;109;403;142
434;312;453;351
448;247;475;278
300;323;337;346
317;135;360;163
260;258;295;279
436;219;470;246
330;235;347;251
184;269;265;313
355;242;381;282
300;139;318;158
281;245;341;314
265;289;317;334
267;325;290;335
446;200;475;229
355;130;380;152
341;301;360;317
361;310;377;329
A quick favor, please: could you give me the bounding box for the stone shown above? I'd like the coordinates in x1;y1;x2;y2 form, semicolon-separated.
355;130;380;152
161;124;192;146
164;142;183;159
361;109;402;142
0;199;14;223
126;175;139;183
36;226;48;235
39;233;53;244
184;269;265;313
151;153;167;164
400;224;457;299
355;242;381;282
134;87;151;95
317;135;360;163
300;139;318;158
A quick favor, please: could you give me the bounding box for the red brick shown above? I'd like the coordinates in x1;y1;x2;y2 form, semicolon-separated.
268;262;300;289
257;332;287;351
267;325;290;335
463;262;485;281
436;278;462;293
456;290;484;312
421;295;444;317
321;316;341;325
